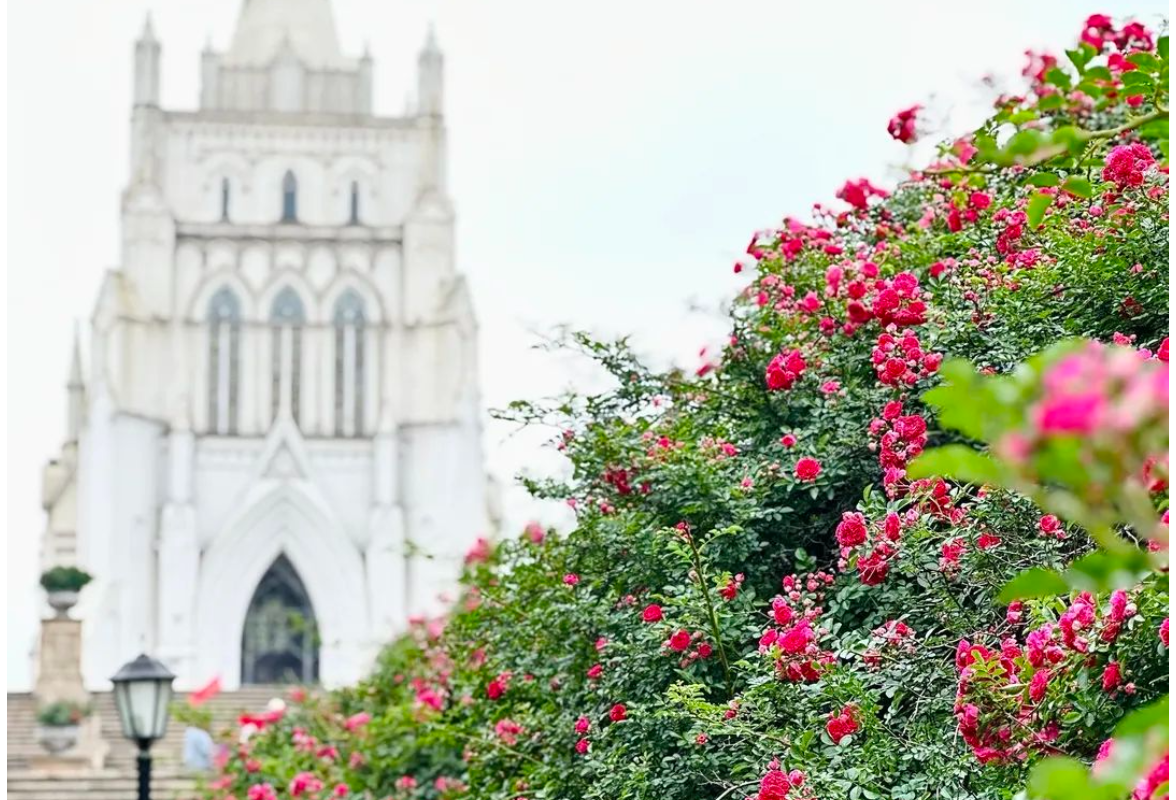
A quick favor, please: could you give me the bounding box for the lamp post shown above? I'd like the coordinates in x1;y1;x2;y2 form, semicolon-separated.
110;654;176;800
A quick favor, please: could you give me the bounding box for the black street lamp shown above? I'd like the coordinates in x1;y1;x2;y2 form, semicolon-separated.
111;654;176;800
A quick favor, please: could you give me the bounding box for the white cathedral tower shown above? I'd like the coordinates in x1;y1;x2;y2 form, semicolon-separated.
38;0;494;690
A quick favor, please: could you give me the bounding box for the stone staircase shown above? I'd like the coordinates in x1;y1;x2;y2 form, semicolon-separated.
6;771;200;800
7;686;290;800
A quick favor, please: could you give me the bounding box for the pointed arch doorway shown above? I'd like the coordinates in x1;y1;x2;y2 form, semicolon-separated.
240;555;319;684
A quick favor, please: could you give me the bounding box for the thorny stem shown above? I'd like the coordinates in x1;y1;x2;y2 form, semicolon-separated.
684;530;736;700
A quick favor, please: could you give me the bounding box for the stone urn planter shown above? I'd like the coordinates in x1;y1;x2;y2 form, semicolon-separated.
45;590;79;619
40;566;91;620
37;723;80;754
36;701;89;755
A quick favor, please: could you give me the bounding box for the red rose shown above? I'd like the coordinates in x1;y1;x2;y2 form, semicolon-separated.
641;604;663;623
668;630;691;652
609;704;627;722
794;457;822;482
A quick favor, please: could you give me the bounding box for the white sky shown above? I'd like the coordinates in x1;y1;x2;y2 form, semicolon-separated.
6;0;1165;689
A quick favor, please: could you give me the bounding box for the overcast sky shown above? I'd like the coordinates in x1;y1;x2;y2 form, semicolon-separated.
6;0;1164;689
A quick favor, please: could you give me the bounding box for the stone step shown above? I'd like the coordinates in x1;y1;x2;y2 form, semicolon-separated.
6;686;306;800
6;773;198;799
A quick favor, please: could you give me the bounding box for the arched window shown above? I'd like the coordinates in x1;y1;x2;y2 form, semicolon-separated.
281;170;298;222
207;287;241;434
333;290;365;436
348;181;360;225
240;555;318;684
270;287;306;425
220;177;231;222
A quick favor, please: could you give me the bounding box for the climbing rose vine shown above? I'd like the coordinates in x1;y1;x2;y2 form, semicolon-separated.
203;13;1169;800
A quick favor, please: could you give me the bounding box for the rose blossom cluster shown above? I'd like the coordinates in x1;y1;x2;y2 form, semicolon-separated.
996;342;1169;539
954;589;1151;763
871;329;942;387
759;572;837;681
1079;13;1154;52
836;178;890;211
1030;342;1168;439
742;217;845;269
835;509;905;586
753;761;817;800
868;402;928;494
887;104;920;144
844;270;929;330
765;348;808;391
1102;143;1157;189
945;190;994;233
825;705;860;745
1096;740;1169;800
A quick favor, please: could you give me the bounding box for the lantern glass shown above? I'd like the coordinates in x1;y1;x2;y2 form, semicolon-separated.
110;654;176;744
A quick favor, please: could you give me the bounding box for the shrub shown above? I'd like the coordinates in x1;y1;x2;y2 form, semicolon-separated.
37;701;90;727
171;702;214;732
202;13;1169;800
39;566;92;593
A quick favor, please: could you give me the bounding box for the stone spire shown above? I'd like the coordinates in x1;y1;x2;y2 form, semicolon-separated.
67;324;85;443
224;0;347;68
417;23;444;117
133;12;161;107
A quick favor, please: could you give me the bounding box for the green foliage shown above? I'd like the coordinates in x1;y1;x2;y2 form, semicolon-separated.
202;14;1169;800
37;701;90;727
39;566;92;593
171;702;213;731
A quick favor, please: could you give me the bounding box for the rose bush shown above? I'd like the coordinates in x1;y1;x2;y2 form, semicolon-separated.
203;14;1169;800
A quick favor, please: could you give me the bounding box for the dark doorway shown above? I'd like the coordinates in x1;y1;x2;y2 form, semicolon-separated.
240;555;319;684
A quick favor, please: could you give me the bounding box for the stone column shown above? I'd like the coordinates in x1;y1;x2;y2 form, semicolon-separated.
35;618;88;705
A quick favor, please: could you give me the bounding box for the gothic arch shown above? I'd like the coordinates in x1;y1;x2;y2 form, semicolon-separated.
321;272;385;324
195;482;367;688
258;272;318;322
188;271;257;322
240;554;318;684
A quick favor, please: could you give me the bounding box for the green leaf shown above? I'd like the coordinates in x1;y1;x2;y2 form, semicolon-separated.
1043;67;1073;90
1114;696;1169;738
1076;80;1106;99
1138;118;1169;142
1127;52;1164;72
1026;192;1054;228
1121;71;1156;90
1065;550;1152;593
1025;173;1061;187
998;568;1069;604
1061;177;1093;198
1038;94;1065;111
1052;125;1088;155
920;360;990;440
1008;130;1045;157
907;445;1004;485
1066;45;1096;73
1159;36;1169;61
1027;756;1093;798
